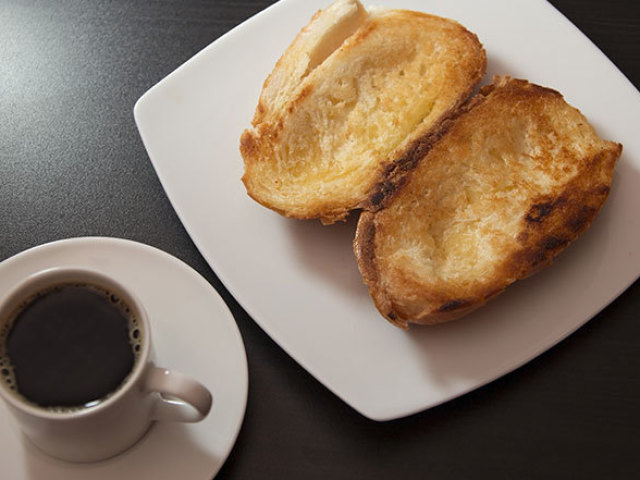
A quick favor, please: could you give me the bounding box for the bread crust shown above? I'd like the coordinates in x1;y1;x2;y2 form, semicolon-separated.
354;77;622;328
240;1;486;224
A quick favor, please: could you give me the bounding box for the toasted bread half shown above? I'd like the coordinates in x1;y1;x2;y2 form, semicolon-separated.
355;77;622;328
240;0;486;223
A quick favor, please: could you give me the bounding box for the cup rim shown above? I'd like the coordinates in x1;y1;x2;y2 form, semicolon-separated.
0;266;151;420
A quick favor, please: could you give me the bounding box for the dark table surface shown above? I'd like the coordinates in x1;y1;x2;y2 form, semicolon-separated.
2;0;639;478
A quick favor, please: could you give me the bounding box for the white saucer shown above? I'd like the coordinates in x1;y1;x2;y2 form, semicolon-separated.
0;237;248;479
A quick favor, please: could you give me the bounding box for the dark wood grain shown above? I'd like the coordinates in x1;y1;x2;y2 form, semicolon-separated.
1;1;638;478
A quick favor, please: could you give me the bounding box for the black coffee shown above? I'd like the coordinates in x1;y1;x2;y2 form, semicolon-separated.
0;283;141;409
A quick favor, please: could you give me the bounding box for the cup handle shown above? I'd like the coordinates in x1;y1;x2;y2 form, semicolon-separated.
143;366;213;422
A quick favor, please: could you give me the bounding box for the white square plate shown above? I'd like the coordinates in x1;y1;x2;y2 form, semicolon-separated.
134;0;640;420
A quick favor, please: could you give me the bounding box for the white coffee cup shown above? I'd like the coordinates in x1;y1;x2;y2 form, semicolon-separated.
0;267;213;463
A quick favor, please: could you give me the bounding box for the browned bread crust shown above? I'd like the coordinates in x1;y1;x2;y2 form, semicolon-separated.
355;77;622;328
240;0;486;224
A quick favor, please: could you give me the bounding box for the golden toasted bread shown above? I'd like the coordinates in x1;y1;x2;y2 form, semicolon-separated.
240;0;486;223
355;77;622;328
